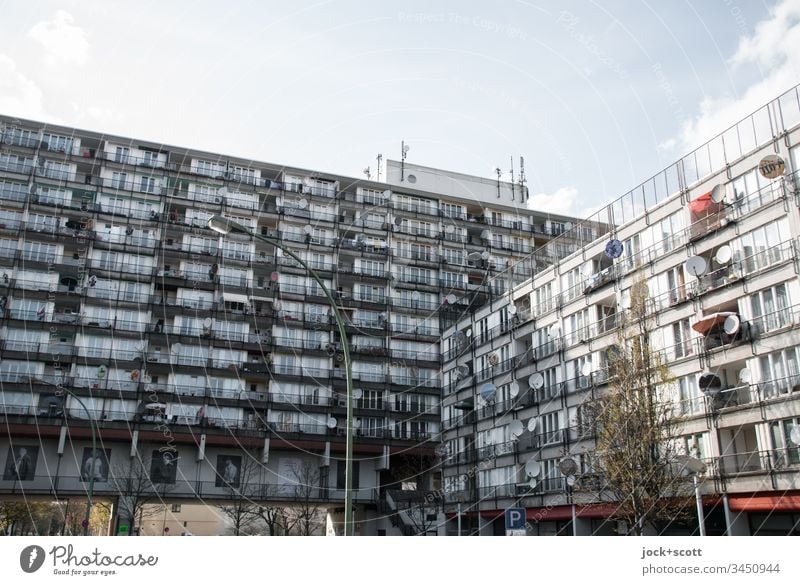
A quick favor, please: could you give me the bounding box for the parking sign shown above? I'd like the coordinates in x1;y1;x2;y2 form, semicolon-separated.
505;507;526;536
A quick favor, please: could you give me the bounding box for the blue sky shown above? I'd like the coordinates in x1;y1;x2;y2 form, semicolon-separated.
1;0;798;216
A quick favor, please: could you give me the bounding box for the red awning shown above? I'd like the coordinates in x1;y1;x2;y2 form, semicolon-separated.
689;191;722;215
728;493;800;512
692;311;735;335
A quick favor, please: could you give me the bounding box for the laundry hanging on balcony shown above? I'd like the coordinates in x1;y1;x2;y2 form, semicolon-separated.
688;191;723;216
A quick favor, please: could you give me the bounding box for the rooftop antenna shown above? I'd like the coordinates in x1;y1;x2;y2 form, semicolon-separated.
363;166;371;180
519;156;527;202
495;167;502;198
400;141;410;181
376;154;383;182
509;156;516;201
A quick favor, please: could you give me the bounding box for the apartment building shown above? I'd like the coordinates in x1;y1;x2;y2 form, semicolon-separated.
0;115;580;535
440;85;800;536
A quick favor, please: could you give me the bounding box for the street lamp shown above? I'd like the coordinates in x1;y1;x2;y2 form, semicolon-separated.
679;455;707;536
34;378;98;535
207;215;356;535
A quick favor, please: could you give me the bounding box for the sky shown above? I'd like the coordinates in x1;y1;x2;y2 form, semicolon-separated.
0;0;798;218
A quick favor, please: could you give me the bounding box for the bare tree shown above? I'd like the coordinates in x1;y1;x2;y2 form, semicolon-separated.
110;456;172;536
256;502;292;536
587;279;695;535
285;460;324;536
216;455;264;536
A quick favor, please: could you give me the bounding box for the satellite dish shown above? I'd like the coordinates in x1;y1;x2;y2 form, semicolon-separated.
710;183;726;203
353;419;361;429
528;373;544;389
527;417;538;433
605;239;624;260
203;317;213;329
548;323;561;338
217;186;228;198
457;365;470;378
171;343;182;354
528;478;538;489
738;368;752;384
685;256;707;277
273;300;282;311
509;382;520;397
481;230;491;239
96;365;107;379
581;361;593;377
303;225;313;234
353;389;363;400
446;294;457;304
714;245;732;265
297;198;308;209
566;475;576;487
723;314;741;335
465;328;472;338
393;216;403;226
480;251;490;260
467;251;482;262
619;294;631;310
488;353;500;366
524;459;541;478
326;417;337;429
270;271;280;282
509;420;524;438
411;291;420;300
508;305;517;315
682;457;707;475
790;426;800;446
698;372;722;395
758;154;785;179
135;340;146;351
558;458;578;476
445;224;455;233
479;383;497;401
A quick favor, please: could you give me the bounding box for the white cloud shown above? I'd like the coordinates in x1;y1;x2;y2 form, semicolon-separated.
527;186;579;215
678;0;800;150
0;54;49;120
28;10;90;66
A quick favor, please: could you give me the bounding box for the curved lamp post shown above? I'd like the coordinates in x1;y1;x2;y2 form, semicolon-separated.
207;215;356;535
34;378;98;535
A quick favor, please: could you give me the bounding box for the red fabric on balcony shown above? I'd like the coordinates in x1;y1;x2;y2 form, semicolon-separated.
692;311;735;335
689;191;722;215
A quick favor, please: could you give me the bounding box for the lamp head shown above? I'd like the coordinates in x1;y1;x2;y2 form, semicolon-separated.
207;215;242;236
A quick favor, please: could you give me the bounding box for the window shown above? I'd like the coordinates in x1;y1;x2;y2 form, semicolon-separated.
759;348;800;398
750;283;791;335
541;367;559;400
336;460;359;490
540;412;562;444
561;267;581;302
672;319;693;359
441;202;465;219
770;418;800;467
139;176;157;194
171;503;182;513
534;283;553;314
111;172;127;189
680;433;708;459
622;234;642;270
43;133;72;153
659;211;684;253
677;376;702;414
43;161;71;180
